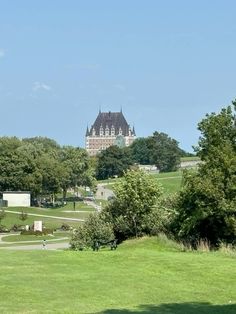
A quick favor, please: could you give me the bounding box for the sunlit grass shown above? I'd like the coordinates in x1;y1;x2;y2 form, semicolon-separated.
0;236;235;313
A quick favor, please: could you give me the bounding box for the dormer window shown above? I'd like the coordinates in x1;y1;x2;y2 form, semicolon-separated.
111;126;115;136
92;128;96;136
119;127;122;135
100;126;104;136
105;125;109;136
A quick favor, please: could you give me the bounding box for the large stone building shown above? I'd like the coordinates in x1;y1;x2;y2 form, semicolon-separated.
85;110;136;156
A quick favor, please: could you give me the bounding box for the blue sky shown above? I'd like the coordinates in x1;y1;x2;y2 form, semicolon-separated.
0;1;236;152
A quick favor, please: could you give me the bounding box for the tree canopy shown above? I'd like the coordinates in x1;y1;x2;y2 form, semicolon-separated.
103;169;162;240
0;136;94;200
96;145;134;180
130;132;185;172
174;101;236;246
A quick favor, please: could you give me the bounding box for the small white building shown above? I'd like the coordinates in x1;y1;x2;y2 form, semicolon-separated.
3;191;31;207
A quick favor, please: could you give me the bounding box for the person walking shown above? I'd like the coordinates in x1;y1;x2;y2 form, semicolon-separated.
42;239;47;249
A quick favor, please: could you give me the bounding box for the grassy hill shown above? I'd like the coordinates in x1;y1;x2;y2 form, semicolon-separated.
151;171;183;194
0;237;235;313
101;171;183;195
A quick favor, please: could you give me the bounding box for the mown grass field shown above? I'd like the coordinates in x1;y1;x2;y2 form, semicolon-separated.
151;171;183;194
0;201;95;230
0;237;235;314
101;171;183;195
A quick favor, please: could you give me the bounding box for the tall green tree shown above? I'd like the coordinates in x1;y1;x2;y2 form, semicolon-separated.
129;137;152;165
174;102;236;246
130;132;183;172
96;146;134;180
59;146;93;198
150;132;182;172
103;169;162;240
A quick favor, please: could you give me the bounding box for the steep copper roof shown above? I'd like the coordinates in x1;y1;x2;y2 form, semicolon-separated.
87;111;135;136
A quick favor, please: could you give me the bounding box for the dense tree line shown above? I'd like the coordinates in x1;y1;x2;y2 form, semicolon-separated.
95;131;189;180
130;132;185;172
0;136;95;201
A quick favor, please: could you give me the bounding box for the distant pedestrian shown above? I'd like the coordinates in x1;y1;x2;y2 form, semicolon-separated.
42;239;47;249
73;201;76;211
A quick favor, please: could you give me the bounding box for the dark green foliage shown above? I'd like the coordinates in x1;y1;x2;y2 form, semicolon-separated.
21;228;54;235
130;132;183;172
150;132;182;172
129;137;152;164
173;102;236;246
96;145;134;180
11;224;26;232
70;213;114;250
60;223;71;231
0;136;94;200
103;169;162;240
0;224;9;232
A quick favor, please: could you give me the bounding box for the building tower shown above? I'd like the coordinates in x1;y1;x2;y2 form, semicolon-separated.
85;110;136;156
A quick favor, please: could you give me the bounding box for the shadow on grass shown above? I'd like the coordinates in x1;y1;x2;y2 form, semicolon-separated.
96;302;236;314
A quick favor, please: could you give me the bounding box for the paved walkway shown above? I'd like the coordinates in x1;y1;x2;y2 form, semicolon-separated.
0;242;69;250
0;233;70;250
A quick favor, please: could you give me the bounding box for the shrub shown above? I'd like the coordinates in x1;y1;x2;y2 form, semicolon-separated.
21;228;54;236
60;223;71;231
0;224;9;233
70;213;114;250
11;224;26;232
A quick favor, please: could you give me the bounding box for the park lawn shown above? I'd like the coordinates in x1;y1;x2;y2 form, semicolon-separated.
181;156;200;162
0;237;235;314
99;171;183;195
4;206;94;218
157;176;183;194
151;171;183;194
151;170;182;179
1;212;84;230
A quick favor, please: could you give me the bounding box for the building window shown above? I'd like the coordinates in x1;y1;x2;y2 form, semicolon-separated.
105;126;109;136
111;125;115;136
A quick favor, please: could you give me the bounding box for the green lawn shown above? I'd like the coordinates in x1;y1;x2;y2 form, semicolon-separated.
99;171;183;195
150;171;183;194
0;237;235;313
0;201;97;232
1;211;87;230
181;156;200;162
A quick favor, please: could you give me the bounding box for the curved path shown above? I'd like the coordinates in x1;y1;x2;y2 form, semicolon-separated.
0;242;69;250
0;233;70;250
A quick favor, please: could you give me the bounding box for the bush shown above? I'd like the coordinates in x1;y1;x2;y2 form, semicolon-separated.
11;224;26;232
0;224;9;233
70;213;114;250
21;228;54;236
60;223;71;231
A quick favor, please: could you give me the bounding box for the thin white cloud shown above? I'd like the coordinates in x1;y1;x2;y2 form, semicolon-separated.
0;49;5;58
32;81;52;92
113;84;126;91
80;64;101;71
